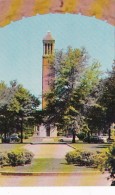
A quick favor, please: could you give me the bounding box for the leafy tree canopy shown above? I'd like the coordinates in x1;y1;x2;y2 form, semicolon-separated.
0;80;40;139
44;47;101;139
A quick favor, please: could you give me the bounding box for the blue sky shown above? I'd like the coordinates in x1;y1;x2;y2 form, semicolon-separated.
0;14;114;102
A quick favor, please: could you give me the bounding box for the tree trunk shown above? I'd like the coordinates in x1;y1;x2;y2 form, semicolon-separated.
72;131;76;143
4;131;6;142
108;127;111;139
20;116;23;143
88;131;90;138
87;131;90;143
4;123;7;143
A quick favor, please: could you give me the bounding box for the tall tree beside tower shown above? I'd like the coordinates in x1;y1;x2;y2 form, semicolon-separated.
44;47;101;142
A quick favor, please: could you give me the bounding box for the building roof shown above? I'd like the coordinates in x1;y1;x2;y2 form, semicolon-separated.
43;32;55;41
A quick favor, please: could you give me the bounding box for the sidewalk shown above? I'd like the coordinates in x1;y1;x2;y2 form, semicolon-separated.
0;172;110;186
23;143;74;159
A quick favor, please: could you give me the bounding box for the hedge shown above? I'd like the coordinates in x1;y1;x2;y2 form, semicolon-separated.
65;149;107;168
0;149;34;167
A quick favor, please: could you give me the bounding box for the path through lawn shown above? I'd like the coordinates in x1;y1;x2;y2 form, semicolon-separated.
24;144;74;158
0;143;99;173
0;143;111;186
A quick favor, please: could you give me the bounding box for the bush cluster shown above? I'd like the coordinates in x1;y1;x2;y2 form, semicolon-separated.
0;149;34;167
76;133;86;140
106;143;115;178
18;133;29;139
65;149;107;168
0;152;8;166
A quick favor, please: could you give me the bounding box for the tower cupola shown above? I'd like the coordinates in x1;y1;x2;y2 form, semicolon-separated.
43;31;55;56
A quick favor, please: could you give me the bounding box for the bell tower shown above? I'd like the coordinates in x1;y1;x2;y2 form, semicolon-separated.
42;32;55;109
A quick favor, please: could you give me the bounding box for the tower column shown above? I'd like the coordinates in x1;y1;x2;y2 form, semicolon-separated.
43;44;45;55
48;44;49;55
50;43;52;54
48;43;49;55
41;32;57;138
51;43;52;54
45;44;46;55
42;32;55;109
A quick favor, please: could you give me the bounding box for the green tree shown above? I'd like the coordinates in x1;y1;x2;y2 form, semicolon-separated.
85;80;107;135
0;81;17;139
0;81;40;143
100;64;115;138
44;47;101;142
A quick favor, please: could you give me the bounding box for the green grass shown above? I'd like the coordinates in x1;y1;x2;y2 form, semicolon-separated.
54;137;60;142
0;158;97;173
0;142;111;173
69;143;111;152
0;143;25;152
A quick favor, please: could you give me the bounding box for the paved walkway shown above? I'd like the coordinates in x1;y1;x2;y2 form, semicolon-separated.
24;144;73;159
29;133;55;143
0;172;111;186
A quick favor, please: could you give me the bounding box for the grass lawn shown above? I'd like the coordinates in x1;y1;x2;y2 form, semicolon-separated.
0;135;33;151
0;158;98;173
0;142;111;174
54;137;60;142
0;143;26;152
68;143;111;152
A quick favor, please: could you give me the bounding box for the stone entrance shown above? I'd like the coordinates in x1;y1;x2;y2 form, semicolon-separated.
46;127;50;136
38;123;57;137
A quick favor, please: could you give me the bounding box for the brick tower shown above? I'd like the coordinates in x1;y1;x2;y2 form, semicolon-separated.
42;32;55;109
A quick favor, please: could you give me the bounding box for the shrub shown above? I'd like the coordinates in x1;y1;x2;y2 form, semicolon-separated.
24;135;29;139
24;150;34;164
92;151;107;170
27;133;33;137
65;149;107;167
57;132;65;136
7;149;34;166
18;133;29;139
67;145;115;185
81;151;95;166
7;150;25;166
105;143;115;178
77;133;86;140
0;152;8;166
65;150;81;164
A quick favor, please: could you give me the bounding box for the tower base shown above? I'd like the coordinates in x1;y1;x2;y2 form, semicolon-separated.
38;123;57;137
